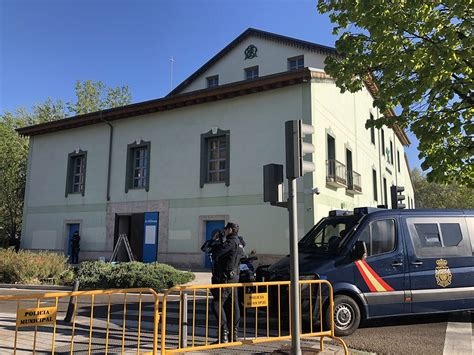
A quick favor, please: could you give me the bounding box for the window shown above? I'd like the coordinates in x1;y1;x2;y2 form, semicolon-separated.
346;148;353;187
440;223;463;247
383;178;388;206
408;218;472;257
288;56;304;70
327;134;335;161
66;150;87;196
381;129;385;156
389;141;394;165
372;169;378;201
125;140;150;192
207;75;219;88
370;113;375;145
298;215;361;253
245;66;259;80
397;150;401;173
415;223;441;247
200;129;230;187
358;219;396;257
208;137;226;182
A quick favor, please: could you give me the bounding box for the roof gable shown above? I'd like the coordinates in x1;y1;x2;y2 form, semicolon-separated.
168;28;337;96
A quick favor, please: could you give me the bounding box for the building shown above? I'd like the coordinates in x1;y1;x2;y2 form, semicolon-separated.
18;28;414;267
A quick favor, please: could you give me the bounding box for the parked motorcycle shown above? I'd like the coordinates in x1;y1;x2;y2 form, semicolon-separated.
238;253;260;312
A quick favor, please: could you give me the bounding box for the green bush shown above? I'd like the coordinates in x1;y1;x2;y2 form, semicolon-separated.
0;248;72;285
76;261;195;291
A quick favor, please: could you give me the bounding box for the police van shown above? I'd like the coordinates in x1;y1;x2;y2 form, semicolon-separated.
258;208;474;336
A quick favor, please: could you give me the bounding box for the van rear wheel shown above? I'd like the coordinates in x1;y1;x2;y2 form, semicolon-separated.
326;295;360;336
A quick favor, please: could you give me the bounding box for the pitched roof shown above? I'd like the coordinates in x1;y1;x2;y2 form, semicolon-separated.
17;28;409;145
167;27;338;96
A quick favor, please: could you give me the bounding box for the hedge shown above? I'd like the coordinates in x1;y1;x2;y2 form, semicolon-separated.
0;248;74;285
0;249;195;290
76;261;195;291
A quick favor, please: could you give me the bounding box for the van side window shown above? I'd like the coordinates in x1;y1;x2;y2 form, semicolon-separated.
415;223;441;247
358;219;396;257
440;223;463;247
407;218;472;257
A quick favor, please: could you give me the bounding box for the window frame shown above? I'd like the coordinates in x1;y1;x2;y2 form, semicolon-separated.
287;55;304;71
125;140;151;193
206;75;219;88
244;66;259;80
407;217;472;258
65;150;87;197
200;129;230;187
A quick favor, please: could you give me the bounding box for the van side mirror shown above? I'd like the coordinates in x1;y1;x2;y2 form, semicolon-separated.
353;241;367;260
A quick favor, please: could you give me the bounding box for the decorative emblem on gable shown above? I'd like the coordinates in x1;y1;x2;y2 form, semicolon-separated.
244;45;258;60
435;259;452;287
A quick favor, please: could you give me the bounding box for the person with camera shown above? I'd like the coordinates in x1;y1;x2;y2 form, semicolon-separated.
205;222;244;343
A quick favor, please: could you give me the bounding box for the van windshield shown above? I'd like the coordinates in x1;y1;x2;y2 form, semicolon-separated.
298;215;362;254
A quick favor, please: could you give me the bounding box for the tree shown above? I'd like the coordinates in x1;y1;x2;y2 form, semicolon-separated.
412;169;474;208
0;80;132;247
67;80;132;115
0;113;29;247
318;1;473;187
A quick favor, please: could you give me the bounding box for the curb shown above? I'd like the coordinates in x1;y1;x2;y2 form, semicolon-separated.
0;283;73;291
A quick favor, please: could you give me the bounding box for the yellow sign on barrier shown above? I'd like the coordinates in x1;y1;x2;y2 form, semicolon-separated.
16;306;57;327
244;292;268;308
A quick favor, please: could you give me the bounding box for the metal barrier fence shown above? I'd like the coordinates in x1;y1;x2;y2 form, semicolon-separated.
0;288;159;354
160;280;348;354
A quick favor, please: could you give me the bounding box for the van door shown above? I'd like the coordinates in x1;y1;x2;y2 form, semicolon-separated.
354;217;410;317
404;216;473;313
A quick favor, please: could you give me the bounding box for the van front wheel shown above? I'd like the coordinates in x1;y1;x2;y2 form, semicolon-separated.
326;295;360;336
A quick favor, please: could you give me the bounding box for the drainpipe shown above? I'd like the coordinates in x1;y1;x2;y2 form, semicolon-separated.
99;111;113;201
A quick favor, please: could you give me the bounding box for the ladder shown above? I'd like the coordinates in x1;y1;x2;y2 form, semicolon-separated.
110;233;135;262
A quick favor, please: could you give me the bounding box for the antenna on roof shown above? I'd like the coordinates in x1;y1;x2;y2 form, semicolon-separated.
169;56;175;91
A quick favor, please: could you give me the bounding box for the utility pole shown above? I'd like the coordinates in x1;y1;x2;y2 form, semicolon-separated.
169;56;175;91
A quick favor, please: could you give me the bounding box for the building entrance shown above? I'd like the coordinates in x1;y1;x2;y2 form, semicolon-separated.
204;220;225;268
114;212;159;262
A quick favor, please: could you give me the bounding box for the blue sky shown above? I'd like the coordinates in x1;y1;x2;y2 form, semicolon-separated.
0;0;420;169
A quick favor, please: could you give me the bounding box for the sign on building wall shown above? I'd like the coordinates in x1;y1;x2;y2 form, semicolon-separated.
143;212;159;263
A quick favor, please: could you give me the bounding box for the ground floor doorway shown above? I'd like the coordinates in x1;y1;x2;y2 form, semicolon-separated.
66;223;80;262
114;212;159;262
204;220;225;268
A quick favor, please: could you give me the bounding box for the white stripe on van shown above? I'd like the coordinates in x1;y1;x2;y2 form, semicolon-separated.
442;312;472;355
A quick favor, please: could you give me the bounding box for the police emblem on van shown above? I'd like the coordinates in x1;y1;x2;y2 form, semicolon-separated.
435;259;452;287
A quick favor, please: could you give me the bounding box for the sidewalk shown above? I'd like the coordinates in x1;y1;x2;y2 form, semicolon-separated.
185;271;212;286
0;272;373;354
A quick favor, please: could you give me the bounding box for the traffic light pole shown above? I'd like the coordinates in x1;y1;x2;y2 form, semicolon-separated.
265;120;314;355
288;177;302;355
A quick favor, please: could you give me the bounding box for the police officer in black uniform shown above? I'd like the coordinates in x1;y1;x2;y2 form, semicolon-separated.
208;222;244;343
71;231;81;264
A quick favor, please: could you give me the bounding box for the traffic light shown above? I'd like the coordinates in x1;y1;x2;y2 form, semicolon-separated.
263;164;285;205
391;185;406;209
285;120;315;179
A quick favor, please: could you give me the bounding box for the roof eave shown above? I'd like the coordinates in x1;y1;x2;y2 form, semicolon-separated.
17;68;313;137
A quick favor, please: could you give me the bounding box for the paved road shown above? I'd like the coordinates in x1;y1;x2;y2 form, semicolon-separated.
1;289;472;354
